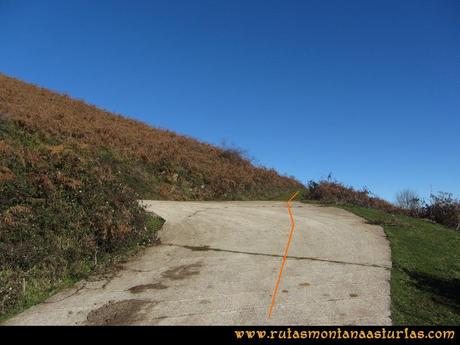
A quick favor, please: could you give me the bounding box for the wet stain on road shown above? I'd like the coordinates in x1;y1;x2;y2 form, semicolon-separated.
128;283;168;293
161;263;202;280
86;299;155;325
183;245;210;251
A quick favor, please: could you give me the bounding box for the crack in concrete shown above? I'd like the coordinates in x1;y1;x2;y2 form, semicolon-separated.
187;207;214;218
184;205;302;218
42;282;87;304
162;243;390;270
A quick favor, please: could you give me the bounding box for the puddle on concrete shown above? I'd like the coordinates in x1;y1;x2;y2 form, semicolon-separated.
86;299;155;325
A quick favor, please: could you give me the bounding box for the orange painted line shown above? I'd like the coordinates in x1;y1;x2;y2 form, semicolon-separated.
267;191;299;319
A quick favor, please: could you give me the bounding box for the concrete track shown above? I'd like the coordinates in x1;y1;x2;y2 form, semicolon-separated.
5;201;392;325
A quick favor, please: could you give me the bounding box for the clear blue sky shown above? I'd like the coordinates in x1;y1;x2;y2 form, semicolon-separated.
1;0;459;202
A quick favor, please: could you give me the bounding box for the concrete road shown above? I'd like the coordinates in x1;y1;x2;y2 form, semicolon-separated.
5;201;392;325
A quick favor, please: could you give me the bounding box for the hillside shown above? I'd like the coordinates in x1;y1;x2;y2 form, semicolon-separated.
0;73;303;319
0;74;302;200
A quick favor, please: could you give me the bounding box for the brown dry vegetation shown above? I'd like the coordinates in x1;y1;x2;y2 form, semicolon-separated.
0;73;302;200
303;180;402;213
303;180;460;230
0;73;302;320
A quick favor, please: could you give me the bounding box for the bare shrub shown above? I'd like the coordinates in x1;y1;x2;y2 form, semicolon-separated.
218;141;249;164
395;189;421;211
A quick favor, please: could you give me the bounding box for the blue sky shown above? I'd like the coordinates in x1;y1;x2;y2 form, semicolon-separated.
1;0;459;202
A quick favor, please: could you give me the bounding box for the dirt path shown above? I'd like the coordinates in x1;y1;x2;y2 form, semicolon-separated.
5;201;392;325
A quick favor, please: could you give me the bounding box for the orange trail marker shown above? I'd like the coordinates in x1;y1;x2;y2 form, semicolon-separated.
267;191;299;319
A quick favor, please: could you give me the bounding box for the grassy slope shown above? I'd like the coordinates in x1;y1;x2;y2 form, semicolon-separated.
0;73;302;320
343;205;460;325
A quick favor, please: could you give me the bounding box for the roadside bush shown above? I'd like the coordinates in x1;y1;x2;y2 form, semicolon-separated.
422;192;460;230
303;179;460;230
0;120;159;319
304;180;400;213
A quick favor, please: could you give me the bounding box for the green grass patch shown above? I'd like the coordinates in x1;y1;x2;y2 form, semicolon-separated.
342;205;460;325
